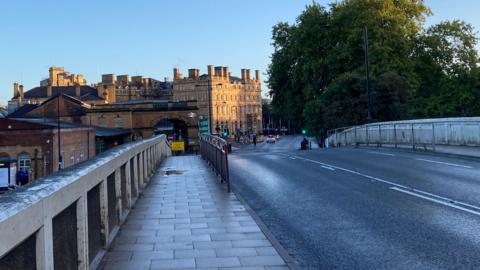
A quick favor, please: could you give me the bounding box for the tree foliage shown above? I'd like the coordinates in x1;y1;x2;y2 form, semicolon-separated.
267;0;479;137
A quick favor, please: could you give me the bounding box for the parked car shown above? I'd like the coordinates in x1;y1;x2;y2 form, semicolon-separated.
266;135;276;143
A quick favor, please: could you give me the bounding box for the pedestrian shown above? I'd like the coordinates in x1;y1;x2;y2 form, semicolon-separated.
253;134;257;147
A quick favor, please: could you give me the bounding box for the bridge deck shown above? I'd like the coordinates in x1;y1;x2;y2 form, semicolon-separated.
100;155;288;270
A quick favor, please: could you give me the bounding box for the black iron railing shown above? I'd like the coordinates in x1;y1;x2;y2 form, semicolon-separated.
200;134;231;193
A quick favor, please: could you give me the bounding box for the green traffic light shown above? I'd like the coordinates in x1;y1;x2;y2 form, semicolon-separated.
302;129;306;135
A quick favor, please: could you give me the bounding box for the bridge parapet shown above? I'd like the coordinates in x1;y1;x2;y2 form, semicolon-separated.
326;117;480;151
0;135;171;270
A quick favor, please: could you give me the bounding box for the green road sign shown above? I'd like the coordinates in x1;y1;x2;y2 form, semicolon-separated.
199;116;210;135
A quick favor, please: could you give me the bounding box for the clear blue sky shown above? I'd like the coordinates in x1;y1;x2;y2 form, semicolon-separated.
1;0;479;104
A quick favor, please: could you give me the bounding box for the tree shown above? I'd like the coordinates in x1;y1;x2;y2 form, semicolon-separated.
373;72;409;121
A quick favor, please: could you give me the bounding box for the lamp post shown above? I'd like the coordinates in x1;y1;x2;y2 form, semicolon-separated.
56;74;62;170
320;24;373;122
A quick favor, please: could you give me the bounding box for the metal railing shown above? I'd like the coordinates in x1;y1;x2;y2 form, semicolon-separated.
0;135;171;270
200;134;231;193
326;117;480;151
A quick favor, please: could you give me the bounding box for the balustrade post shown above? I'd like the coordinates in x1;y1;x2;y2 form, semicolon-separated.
412;123;415;149
432;123;436;152
36;218;54;270
76;192;88;270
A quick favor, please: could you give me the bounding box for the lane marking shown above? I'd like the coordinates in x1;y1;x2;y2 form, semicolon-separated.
321;165;335;171
415;158;473;169
293;155;480;215
366;151;395;157
390;187;480;217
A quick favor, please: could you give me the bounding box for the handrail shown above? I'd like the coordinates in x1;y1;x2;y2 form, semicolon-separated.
200;134;231;193
0;135;171;269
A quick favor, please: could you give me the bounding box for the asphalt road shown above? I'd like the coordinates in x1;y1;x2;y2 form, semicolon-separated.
229;135;480;269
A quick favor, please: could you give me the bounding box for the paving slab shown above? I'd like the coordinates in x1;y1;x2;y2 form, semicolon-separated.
100;155;288;269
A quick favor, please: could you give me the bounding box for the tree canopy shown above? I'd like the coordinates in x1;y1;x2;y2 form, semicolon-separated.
267;0;479;137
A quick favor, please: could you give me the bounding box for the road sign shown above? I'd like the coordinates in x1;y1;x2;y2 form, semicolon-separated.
171;141;185;152
199;116;210;135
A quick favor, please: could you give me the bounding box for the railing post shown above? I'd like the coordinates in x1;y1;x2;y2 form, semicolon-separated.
366;125;369;147
378;125;382;147
76;192;88;270
36;218;54;270
354;127;357;147
412;123;415;149
224;144;231;193
394;124;397;148
432;123;436;152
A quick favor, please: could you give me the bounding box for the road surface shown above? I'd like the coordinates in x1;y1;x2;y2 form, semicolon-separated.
229;135;480;269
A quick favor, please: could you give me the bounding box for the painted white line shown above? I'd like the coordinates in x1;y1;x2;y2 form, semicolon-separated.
390;187;480;217
415;158;472;169
294;155;480;215
289;157;296;160
366;151;395;157
321;165;335;171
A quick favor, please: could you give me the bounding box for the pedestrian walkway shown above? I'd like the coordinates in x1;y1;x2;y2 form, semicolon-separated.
101;155;288;270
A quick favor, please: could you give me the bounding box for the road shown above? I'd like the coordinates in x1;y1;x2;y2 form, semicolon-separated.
229;135;480;269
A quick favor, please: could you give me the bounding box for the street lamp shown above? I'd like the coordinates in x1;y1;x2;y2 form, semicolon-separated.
320;25;373;122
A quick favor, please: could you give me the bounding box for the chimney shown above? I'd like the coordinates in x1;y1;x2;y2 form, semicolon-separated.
245;69;251;81
255;70;261;81
241;69;247;81
173;68;181;80
13;83;19;97
207;65;214;77
47;85;52;97
214;66;223;77
19;85;24;99
75;84;81;96
223;67;229;80
188;69;196;79
164;77;169;82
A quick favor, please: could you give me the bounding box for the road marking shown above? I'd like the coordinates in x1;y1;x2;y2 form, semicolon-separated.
321;165;335;171
366;151;395;157
415;158;472;169
294;155;480;215
390;187;480;217
289;157;296;160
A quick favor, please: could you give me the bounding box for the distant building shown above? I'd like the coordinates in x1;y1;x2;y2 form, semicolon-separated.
172;65;263;135
95;74;173;102
8;67;108;113
0;118;95;184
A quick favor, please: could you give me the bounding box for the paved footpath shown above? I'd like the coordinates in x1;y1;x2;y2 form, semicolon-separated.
101;155;288;270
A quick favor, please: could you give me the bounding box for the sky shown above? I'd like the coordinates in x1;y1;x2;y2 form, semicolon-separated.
1;0;480;105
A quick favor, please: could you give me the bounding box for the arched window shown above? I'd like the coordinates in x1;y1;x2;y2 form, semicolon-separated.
18;153;31;172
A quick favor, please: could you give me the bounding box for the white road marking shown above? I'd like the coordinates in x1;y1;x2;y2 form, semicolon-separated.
390;187;480;217
294;155;480;215
366;151;395;157
415;158;472;169
321;165;335;171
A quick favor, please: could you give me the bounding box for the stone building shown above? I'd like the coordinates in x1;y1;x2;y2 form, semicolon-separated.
8;67;108;113
40;66;86;87
172;65;262;135
0;118;95;184
95;74;173;102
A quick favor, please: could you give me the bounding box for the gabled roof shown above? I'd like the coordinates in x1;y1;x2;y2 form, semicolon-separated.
23;85;103;101
7;104;39;118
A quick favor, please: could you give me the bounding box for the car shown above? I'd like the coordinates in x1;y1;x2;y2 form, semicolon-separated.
266;135;276;143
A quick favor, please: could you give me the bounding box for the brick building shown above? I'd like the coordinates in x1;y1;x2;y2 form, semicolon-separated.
0;118;95;184
172;65;263;135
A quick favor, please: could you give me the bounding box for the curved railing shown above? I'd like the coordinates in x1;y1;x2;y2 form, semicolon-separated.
326;117;480;151
0;135;171;270
200;134;231;192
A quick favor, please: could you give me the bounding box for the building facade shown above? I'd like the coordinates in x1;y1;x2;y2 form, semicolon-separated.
172;65;262;135
0;118;95;184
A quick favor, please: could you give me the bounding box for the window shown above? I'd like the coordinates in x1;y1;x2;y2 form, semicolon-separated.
18;153;31;172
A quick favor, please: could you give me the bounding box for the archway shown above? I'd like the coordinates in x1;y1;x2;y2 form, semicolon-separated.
154;119;188;142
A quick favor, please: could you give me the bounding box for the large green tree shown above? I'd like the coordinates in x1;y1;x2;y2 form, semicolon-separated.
268;0;479;137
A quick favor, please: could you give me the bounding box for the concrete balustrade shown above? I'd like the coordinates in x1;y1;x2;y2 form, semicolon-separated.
326;117;480;150
0;135;171;270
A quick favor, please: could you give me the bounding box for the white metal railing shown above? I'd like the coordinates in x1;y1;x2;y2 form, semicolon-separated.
326;117;480;151
0;135;171;270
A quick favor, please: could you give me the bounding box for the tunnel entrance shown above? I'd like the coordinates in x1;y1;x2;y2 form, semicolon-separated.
154;119;189;151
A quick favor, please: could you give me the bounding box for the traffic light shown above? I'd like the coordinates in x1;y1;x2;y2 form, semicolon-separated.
302;129;306;135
